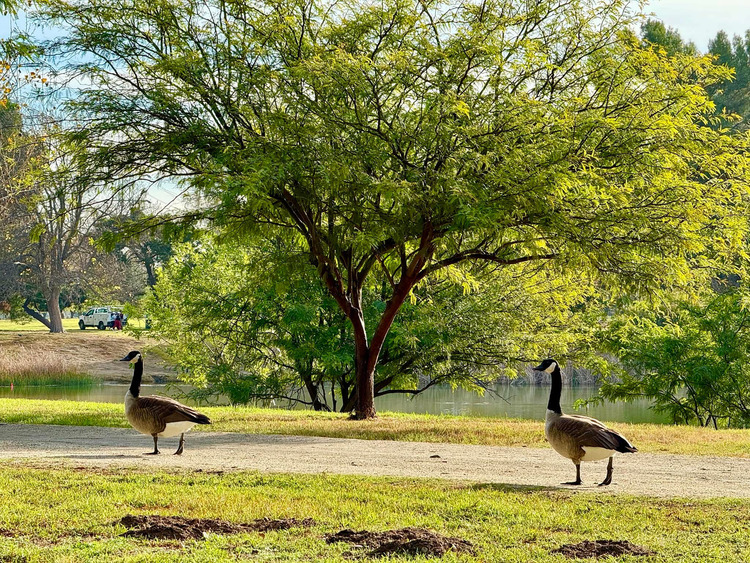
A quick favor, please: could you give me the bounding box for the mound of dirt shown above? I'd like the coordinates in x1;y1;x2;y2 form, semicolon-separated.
326;527;476;558
552;540;653;559
119;514;314;540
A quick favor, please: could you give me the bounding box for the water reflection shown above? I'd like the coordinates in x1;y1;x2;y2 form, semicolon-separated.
0;382;668;424
374;384;669;424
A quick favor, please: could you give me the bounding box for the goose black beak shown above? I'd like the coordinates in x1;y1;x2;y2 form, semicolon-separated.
533;364;544;371
119;356;131;362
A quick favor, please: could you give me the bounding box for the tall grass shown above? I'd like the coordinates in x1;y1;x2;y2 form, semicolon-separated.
0;347;93;386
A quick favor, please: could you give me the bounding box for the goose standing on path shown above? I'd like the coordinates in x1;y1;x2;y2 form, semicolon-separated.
121;350;211;455
533;358;637;486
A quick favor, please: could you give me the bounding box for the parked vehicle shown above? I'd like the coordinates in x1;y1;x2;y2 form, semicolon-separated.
78;306;128;330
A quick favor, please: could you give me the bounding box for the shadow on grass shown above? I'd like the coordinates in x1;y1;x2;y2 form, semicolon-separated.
467;482;564;494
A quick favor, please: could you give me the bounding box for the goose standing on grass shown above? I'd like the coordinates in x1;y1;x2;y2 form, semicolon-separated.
120;350;211;455
533;358;637;486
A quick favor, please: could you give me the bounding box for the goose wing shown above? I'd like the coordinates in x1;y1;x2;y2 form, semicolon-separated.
137;395;211;425
556;415;637;453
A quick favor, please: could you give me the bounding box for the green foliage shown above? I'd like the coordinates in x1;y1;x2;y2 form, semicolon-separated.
708;30;750;130
144;235;594;410
33;0;750;413
594;288;750;428
641;19;697;56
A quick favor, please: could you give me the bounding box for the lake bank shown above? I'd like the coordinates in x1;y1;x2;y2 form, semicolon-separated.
0;382;669;424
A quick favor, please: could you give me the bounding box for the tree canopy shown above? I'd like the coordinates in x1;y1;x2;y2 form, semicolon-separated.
144;233;592;409
32;0;750;416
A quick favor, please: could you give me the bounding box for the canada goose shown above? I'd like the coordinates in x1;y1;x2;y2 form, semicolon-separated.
533;358;637;486
120;350;210;455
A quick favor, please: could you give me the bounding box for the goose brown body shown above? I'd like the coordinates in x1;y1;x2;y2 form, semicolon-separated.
121;351;210;455
534;359;636;485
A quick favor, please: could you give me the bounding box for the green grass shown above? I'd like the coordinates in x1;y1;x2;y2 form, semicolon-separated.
0;318;149;332
3;398;750;458
0;464;747;561
0;318;82;332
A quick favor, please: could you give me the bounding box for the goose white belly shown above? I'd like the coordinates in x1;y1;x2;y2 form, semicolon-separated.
157;421;196;437
581;447;615;461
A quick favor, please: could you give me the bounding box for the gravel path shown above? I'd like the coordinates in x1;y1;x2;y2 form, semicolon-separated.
1;423;748;498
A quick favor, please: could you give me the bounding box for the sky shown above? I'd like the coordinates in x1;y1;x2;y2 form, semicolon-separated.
647;0;750;50
2;1;749;53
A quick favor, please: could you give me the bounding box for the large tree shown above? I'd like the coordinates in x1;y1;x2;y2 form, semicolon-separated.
35;0;748;416
145;234;590;410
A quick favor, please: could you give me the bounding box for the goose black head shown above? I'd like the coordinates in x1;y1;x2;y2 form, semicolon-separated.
120;350;142;362
533;358;558;373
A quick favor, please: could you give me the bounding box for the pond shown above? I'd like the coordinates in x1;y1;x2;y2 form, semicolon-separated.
0;382;669;424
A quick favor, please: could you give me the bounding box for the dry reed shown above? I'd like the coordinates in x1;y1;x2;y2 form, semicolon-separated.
0;346;92;386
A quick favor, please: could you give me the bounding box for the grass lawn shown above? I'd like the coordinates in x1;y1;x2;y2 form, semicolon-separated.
0;464;747;562
0;318;148;332
0;318;83;332
2;398;750;458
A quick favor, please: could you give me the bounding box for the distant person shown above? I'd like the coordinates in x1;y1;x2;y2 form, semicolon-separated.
113;312;122;331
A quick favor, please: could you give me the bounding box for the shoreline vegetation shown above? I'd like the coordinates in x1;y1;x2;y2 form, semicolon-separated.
0;348;94;387
1;398;749;458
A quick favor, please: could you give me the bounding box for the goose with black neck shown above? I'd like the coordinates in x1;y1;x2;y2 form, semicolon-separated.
121;350;211;455
534;358;637;486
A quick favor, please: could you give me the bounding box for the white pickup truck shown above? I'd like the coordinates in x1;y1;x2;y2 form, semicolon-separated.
78;306;127;330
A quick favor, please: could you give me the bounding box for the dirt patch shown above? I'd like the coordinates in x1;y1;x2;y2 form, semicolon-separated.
326;527;476;558
552;540;653;559
119;514;314;540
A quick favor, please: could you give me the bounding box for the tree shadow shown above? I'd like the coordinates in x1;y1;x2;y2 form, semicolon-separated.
467;482;565;494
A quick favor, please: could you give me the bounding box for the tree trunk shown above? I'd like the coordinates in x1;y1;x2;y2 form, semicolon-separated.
46;287;65;333
348;229;433;419
351;309;376;419
22;298;52;330
144;257;157;288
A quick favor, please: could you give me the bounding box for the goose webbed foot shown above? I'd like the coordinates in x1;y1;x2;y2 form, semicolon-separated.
563;464;582;485
174;434;185;456
145;435;160;455
598;457;614;486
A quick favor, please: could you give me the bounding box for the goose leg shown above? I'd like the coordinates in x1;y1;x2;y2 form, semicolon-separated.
145;435;160;455
174;433;185;456
563;463;582;485
599;457;614;486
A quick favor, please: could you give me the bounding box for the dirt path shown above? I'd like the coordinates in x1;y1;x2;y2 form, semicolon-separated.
1;423;748;498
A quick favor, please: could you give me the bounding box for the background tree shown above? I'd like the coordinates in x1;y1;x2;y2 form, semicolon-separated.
592;287;750;428
0;104;39;313
35;0;749;416
708;31;750;130
640;19;697;56
6;138;135;331
99;208;187;290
